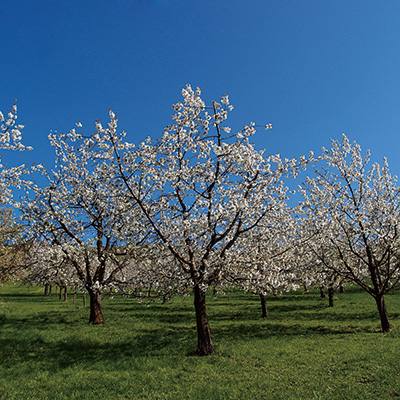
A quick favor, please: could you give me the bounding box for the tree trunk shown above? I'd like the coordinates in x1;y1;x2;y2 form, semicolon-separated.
88;290;104;324
320;286;326;299
260;293;268;318
44;284;49;296
73;291;77;304
328;285;334;307
339;282;345;293
375;294;391;332
63;287;68;302
83;291;86;308
193;285;214;355
58;286;62;300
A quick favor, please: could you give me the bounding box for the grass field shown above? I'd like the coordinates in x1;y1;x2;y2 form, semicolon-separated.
0;284;400;399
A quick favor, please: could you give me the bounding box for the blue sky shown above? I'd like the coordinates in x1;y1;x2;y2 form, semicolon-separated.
2;1;400;178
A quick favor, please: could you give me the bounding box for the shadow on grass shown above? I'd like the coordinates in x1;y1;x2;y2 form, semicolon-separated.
1;286;396;375
0;324;196;372
0;293;54;303
0;309;383;375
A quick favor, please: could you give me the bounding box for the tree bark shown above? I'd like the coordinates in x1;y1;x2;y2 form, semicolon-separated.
88;290;104;324
328;285;334;307
320;286;326;299
44;284;50;296
375;294;391;332
193;285;214;355
63;287;68;302
83;291;86;308
260;293;268;318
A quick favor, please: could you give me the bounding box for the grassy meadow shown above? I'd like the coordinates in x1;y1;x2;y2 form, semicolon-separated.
0;283;400;399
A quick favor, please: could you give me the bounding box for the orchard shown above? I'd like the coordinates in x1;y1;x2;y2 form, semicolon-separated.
1;86;400;357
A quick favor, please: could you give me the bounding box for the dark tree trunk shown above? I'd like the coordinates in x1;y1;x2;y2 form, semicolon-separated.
260;293;268;318
303;283;308;293
320;286;326;299
58;286;62;300
73;291;77;304
375;294;391;332
63;287;68;302
88;290;104;324
193;285;214;355
44;284;50;296
339;282;345;293
83;291;86;308
49;285;52;295
328;285;334;307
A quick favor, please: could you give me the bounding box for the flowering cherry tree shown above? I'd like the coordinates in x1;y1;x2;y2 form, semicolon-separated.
101;85;311;354
21;127;149;324
299;135;400;332
23;242;81;297
0;206;29;283
0;102;31;204
0;103;32;281
231;206;304;318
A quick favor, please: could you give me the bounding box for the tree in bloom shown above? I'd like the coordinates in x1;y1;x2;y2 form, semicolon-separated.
299;134;400;332
23;242;81;298
0;102;31;204
21;126;149;324
0;206;30;283
102;85;312;354
0;103;32;282
230;205;304;318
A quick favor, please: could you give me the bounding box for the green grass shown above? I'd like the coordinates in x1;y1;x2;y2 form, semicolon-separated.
1;284;400;399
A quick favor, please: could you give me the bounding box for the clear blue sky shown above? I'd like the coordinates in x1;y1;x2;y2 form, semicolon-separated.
2;0;400;177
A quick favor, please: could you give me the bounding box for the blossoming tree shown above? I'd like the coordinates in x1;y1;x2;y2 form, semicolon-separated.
230;206;304;318
0;102;31;204
299;135;400;332
21;127;150;324
0;102;32;282
103;85;311;354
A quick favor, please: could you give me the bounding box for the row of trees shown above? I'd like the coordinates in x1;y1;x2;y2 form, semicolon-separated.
2;86;400;355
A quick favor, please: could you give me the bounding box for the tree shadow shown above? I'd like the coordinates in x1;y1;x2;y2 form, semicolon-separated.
1;287;396;373
0;293;52;303
0;322;196;372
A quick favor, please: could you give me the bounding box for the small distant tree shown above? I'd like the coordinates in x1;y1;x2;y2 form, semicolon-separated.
24;243;80;297
300;135;400;332
232;207;303;318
